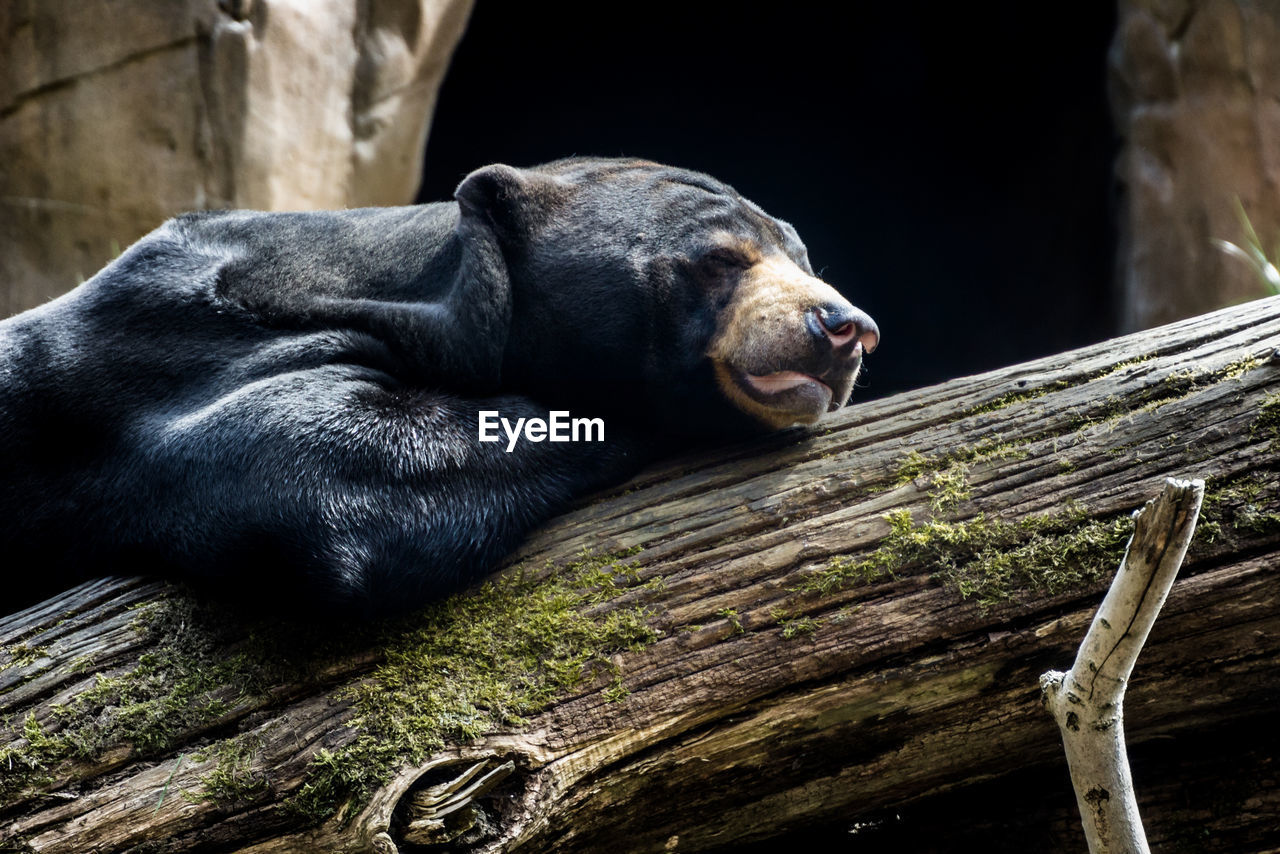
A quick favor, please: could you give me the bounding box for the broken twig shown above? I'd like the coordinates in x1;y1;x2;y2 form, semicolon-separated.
1041;477;1204;853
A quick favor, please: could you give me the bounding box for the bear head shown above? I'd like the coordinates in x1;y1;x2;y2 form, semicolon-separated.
455;157;879;435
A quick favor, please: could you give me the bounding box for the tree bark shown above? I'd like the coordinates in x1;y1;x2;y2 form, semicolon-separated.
3;295;1280;854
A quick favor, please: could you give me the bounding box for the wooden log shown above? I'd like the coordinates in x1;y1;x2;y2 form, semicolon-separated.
2;295;1279;853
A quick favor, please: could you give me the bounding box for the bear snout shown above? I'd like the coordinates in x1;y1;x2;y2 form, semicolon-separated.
707;252;878;429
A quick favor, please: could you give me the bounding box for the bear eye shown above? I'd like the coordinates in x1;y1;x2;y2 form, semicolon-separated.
700;247;751;271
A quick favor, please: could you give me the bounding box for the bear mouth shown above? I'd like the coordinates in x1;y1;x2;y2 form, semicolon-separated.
716;363;839;425
744;370;834;411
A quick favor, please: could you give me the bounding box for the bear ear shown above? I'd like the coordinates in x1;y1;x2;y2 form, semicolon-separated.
455;164;567;237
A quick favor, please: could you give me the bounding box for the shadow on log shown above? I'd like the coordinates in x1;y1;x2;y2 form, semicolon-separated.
2;296;1280;853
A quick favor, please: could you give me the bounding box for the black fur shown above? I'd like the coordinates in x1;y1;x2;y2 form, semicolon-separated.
0;158;814;617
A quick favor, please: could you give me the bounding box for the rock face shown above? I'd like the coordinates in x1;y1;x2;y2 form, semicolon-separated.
0;0;473;317
1111;0;1280;331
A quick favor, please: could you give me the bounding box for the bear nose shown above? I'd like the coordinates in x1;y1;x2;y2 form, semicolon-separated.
808;304;880;353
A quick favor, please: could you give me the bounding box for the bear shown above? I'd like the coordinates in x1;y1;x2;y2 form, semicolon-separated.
0;157;879;617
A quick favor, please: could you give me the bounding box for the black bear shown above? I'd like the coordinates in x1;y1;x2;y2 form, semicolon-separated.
0;158;878;617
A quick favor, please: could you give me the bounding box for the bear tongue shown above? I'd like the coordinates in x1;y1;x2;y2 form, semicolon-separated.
745;370;828;395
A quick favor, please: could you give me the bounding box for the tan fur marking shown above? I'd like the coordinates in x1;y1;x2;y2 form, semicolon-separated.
708;252;854;426
708;253;846;366
712;362;821;429
714;234;764;266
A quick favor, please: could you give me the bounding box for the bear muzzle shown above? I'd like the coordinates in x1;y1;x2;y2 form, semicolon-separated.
708;253;879;429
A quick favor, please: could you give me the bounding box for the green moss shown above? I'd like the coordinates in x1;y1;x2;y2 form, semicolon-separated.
2;550;660;821
779;616;821;639
1235;506;1280;536
855;354;1270;608
4;644;50;668
717;607;744;634
894;450;934;485
963;379;1071;417
0;713;62;789
961;355;1164;422
186;735;269;806
891;440;1029;515
1223;355;1264;380
284;548;659;824
935;512;1134;605
929;462;971;512
1194;519;1223;544
826;605;860;624
601;675;631;704
805;505;1133;608
1101;353;1155;375
33;594;323;771
894;441;1027;487
1072;355;1265;430
767;608;822;638
1199;470;1280;541
0;594;277;801
1252;392;1280;443
1147;356;1262;407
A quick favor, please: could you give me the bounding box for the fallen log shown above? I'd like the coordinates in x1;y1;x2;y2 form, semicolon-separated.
2;295;1279;853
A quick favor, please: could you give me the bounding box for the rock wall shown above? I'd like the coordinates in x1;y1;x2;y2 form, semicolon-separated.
1112;0;1280;331
0;0;472;317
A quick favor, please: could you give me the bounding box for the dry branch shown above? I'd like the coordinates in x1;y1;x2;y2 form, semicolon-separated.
1041;477;1204;854
2;296;1280;853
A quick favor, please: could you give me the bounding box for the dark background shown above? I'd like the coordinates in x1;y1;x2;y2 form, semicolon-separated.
417;3;1120;402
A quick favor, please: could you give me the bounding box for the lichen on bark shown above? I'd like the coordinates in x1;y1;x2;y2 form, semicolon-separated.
1;549;662;826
